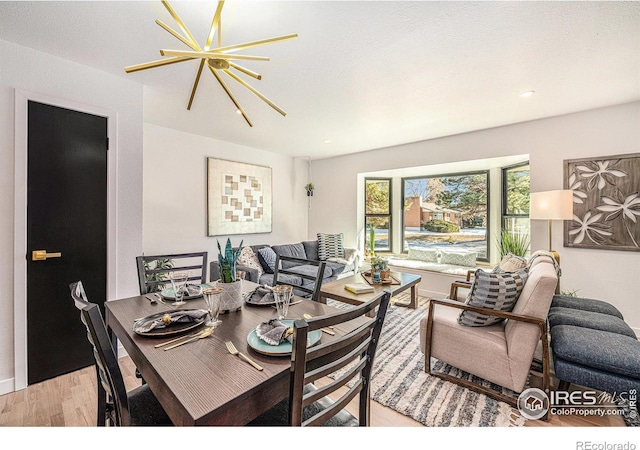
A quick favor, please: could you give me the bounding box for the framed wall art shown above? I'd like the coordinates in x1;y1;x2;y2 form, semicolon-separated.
207;158;272;236
564;153;640;251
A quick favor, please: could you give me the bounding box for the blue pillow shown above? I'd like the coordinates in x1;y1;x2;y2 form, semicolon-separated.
257;247;277;274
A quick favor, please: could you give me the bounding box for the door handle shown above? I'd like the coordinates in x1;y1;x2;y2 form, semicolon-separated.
32;250;62;261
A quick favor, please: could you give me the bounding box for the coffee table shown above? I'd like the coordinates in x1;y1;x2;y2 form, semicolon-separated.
320;270;422;315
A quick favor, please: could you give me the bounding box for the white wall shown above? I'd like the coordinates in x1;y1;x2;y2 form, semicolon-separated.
0;39;144;394
143;123;309;266
309;102;640;332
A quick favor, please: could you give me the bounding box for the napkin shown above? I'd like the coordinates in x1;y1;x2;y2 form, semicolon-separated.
136;309;208;333
246;287;275;304
255;319;294;345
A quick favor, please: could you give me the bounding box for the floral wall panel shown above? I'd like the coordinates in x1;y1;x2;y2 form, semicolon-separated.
564;153;640;251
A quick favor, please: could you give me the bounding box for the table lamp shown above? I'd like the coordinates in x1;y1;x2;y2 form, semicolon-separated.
529;189;574;264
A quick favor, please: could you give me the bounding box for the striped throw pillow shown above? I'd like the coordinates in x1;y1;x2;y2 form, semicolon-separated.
458;268;529;327
317;233;345;260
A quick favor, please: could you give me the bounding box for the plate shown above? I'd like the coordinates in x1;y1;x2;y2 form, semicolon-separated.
247;320;322;356
133;309;207;337
161;283;210;300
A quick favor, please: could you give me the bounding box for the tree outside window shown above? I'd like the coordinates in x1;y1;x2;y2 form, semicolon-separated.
365;178;391;253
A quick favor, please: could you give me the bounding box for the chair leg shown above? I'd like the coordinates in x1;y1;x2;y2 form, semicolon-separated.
558;380;570;391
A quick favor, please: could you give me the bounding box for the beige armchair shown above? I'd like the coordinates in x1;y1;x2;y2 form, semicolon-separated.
420;253;559;416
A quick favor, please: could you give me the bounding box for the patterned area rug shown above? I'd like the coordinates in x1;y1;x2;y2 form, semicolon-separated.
327;294;526;427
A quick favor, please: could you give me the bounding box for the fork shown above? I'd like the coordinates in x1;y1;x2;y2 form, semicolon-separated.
225;341;263;371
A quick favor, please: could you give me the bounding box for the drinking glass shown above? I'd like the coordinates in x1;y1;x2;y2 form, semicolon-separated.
169;272;189;306
273;285;293;320
203;286;223;328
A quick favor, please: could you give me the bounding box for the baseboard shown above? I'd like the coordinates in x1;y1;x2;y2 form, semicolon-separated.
0;377;16;396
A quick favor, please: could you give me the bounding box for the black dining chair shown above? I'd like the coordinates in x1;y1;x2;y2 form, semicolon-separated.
69;281;172;426
272;255;326;302
136;252;208;295
248;291;391;426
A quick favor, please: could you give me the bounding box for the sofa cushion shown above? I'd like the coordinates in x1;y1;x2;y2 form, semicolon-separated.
551;325;640;380
317;233;345;260
408;247;439;263
550;295;624;319
259;273;302;287
458;268;529;327
302;240;319;261
257;247;278;274
548;307;637;338
440;250;477;267
237;246;264;277
492;253;528;273
272;243;308;269
286;264;330;280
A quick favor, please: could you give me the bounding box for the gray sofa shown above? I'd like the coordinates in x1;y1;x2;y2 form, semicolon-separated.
209;240;360;294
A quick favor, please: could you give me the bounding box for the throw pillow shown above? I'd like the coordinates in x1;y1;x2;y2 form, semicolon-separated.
317;233;345;260
492;252;528;273
237;246;264;277
257;247;278;274
458;268;529;327
408;247;439;263
440;251;477;267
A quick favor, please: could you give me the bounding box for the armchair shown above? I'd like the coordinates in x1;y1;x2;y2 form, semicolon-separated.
420;254;558;416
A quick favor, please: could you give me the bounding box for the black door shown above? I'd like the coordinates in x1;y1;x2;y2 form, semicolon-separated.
26;100;108;385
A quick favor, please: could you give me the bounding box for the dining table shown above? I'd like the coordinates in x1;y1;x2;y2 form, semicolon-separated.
104;282;356;426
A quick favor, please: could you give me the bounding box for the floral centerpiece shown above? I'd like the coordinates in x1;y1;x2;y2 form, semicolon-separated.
370;256;390;281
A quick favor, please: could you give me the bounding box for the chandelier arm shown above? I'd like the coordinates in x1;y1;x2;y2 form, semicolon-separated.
160;50;270;62
228;63;262;80
208;65;253;127
205;1;225;50
187;60;207;110
223;70;286;117
124;56;193;73
161;0;201;51
211;33;299;54
156;19;200;51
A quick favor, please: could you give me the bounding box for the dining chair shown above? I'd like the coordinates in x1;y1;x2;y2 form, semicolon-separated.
272;255;326;301
69;281;172;426
136;252;208;294
248;290;391;426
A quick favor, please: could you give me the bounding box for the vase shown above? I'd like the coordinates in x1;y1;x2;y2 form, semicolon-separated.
380;269;391;281
219;279;243;314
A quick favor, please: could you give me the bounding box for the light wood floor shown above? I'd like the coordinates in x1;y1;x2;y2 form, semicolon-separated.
0;355;626;428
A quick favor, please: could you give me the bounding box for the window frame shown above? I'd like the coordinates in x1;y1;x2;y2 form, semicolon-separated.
364;177;392;253
501;161;530;226
400;170;491;262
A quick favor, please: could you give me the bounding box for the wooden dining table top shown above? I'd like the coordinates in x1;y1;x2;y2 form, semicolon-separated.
105;286;351;426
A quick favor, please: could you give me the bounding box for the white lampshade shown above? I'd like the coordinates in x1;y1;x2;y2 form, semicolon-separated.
529;190;574;220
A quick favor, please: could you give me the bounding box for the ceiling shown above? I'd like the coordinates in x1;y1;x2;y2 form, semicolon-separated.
1;1;639;160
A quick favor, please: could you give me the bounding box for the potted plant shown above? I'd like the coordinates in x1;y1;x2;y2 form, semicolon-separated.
368;225;376;257
143;258;174;292
370;256;390;282
497;230;530;258
217;238;244;313
305;183;314;196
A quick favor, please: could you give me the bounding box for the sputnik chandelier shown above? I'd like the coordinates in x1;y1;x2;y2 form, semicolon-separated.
125;0;298;126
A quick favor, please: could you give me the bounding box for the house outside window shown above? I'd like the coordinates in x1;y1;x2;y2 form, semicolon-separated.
364;178;392;253
402;171;490;261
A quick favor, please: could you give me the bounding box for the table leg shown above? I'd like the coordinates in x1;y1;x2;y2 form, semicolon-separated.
409;285;418;309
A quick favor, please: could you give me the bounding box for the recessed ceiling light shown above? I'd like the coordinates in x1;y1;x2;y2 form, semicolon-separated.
323;139;332;144
520;90;536;98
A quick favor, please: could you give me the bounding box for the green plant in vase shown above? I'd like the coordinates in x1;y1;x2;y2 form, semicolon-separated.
368;225;376;257
497;230;530;258
143;258;174;292
217;238;244;312
217;238;243;283
370;256;390;282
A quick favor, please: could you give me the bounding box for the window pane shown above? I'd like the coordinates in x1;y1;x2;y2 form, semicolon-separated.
403;173;488;260
366;217;390;252
505;164;530;215
365;179;390;215
502;217;531;257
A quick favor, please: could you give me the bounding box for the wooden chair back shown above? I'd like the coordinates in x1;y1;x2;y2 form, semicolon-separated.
288;291;391;426
273;255;326;301
69;281;130;426
136;252;208;294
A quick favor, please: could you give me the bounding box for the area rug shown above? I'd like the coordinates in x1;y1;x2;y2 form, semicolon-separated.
327;294;527;427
